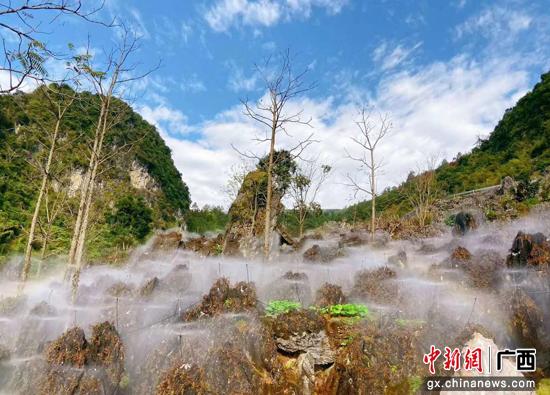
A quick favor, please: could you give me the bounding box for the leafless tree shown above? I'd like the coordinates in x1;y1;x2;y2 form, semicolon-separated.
223;159;254;205
288;160;331;239
345;106;392;240
235;49;316;258
405;155;441;229
0;1;111;93
19;84;77;290
65;31;155;300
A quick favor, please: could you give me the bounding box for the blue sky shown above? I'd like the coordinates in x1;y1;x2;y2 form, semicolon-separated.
3;0;550;208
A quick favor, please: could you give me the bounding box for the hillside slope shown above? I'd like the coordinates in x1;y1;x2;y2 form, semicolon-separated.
0;85;190;262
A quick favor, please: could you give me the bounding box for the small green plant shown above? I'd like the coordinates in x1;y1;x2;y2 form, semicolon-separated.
340;334;356;346
408;375;422;394
265;300;301;316
485;209;497;221
444;214;456;227
214;243;223;255
119;374;130;389
224;298;234;307
319;304;369;318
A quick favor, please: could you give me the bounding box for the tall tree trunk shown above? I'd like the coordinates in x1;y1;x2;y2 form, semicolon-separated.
70;95;111;300
370;150;376;241
263;121;277;258
20;117;61;286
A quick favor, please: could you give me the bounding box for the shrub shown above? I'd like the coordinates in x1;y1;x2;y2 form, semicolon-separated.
319;303;369;318
265;300;301;316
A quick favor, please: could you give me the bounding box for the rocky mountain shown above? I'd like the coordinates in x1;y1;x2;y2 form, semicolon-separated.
0;85;190;263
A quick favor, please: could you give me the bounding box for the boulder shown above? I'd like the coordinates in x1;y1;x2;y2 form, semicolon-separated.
339;230;369;247
387;250;407;268
40;322;126;395
350;266;398;305
314;283;347;307
138;276;160;298
507;231;550;268
269;309;334;366
452;211;477;236
151;231;183;251
182;278;257;321
222;169;282;257
303;243;343;263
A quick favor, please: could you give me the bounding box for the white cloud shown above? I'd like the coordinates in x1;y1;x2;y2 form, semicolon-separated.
373;41;423;71
180;74;207;93
226;61;259;92
204;0;348;32
137;104;191;136
455;6;532;41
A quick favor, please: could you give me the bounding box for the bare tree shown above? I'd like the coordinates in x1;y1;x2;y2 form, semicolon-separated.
0;1;110;93
223;159;254;205
65;31;154;299
19;84;77;290
405;156;440;229
236;50;316;258
346;106;392;240
288;161;331;239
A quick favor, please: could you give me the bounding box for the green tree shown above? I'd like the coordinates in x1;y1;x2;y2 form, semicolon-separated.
107;195;153;241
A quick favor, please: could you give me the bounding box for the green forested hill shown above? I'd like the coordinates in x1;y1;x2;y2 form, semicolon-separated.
0;85;190;262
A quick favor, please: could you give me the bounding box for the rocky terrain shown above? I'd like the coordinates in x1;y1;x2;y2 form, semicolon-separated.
0;205;548;394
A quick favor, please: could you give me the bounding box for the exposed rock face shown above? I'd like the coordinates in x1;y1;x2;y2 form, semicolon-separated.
453;211;477;236
67;169;85;198
270;309;334;366
223;169;283;257
507;231;550;268
129;161;158;191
